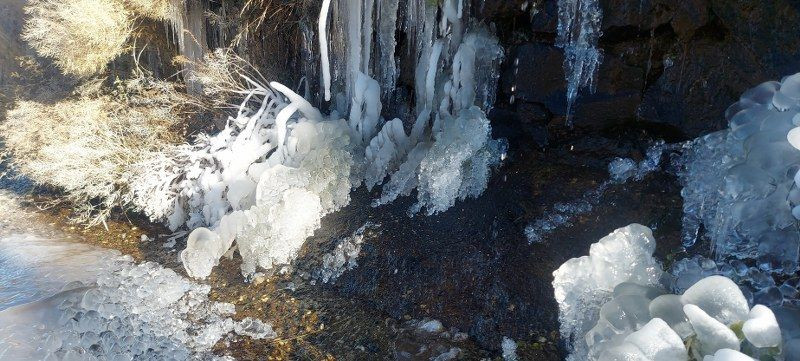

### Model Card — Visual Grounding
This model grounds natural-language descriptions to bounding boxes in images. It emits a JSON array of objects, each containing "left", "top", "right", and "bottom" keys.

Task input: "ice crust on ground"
[
  {"left": 314, "top": 222, "right": 377, "bottom": 283},
  {"left": 526, "top": 141, "right": 668, "bottom": 244},
  {"left": 679, "top": 73, "right": 800, "bottom": 273},
  {"left": 554, "top": 224, "right": 790, "bottom": 361},
  {"left": 0, "top": 235, "right": 274, "bottom": 360}
]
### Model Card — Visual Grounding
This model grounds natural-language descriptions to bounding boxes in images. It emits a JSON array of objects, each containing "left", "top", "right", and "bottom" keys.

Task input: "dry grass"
[
  {"left": 185, "top": 48, "right": 270, "bottom": 108},
  {"left": 124, "top": 0, "right": 182, "bottom": 20},
  {"left": 22, "top": 0, "right": 133, "bottom": 77},
  {"left": 0, "top": 75, "right": 192, "bottom": 226},
  {"left": 234, "top": 0, "right": 308, "bottom": 45}
]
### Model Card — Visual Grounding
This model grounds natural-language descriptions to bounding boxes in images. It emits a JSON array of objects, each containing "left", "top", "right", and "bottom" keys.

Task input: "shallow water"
[{"left": 0, "top": 235, "right": 115, "bottom": 312}]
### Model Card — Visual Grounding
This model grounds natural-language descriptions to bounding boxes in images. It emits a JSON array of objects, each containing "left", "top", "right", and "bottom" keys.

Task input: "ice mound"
[
  {"left": 552, "top": 224, "right": 662, "bottom": 359},
  {"left": 0, "top": 240, "right": 274, "bottom": 360},
  {"left": 554, "top": 224, "right": 788, "bottom": 361},
  {"left": 181, "top": 109, "right": 354, "bottom": 278},
  {"left": 742, "top": 305, "right": 781, "bottom": 348},
  {"left": 679, "top": 73, "right": 800, "bottom": 274},
  {"left": 598, "top": 318, "right": 686, "bottom": 361}
]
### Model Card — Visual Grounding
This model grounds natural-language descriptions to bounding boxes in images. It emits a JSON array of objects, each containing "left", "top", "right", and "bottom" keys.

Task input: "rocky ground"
[{"left": 0, "top": 117, "right": 687, "bottom": 360}]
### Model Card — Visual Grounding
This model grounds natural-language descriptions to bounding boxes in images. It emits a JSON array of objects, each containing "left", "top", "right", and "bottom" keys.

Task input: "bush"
[
  {"left": 0, "top": 76, "right": 190, "bottom": 226},
  {"left": 22, "top": 0, "right": 133, "bottom": 77}
]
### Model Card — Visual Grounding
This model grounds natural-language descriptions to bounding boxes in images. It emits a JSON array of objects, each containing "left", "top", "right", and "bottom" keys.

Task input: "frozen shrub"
[
  {"left": 123, "top": 70, "right": 355, "bottom": 278},
  {"left": 185, "top": 48, "right": 259, "bottom": 108},
  {"left": 22, "top": 0, "right": 133, "bottom": 77},
  {"left": 554, "top": 224, "right": 790, "bottom": 361}
]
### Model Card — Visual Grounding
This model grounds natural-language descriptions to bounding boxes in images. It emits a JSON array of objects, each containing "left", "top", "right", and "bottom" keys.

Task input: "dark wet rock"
[
  {"left": 291, "top": 126, "right": 683, "bottom": 357},
  {"left": 493, "top": 0, "right": 800, "bottom": 139},
  {"left": 501, "top": 42, "right": 644, "bottom": 128}
]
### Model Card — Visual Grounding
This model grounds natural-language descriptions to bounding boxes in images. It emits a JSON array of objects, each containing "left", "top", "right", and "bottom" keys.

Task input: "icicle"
[
  {"left": 349, "top": 72, "right": 382, "bottom": 145},
  {"left": 346, "top": 0, "right": 363, "bottom": 99},
  {"left": 318, "top": 0, "right": 333, "bottom": 101},
  {"left": 556, "top": 0, "right": 603, "bottom": 125},
  {"left": 377, "top": 0, "right": 399, "bottom": 102},
  {"left": 424, "top": 41, "right": 444, "bottom": 111},
  {"left": 165, "top": 1, "right": 212, "bottom": 93},
  {"left": 362, "top": 0, "right": 375, "bottom": 73}
]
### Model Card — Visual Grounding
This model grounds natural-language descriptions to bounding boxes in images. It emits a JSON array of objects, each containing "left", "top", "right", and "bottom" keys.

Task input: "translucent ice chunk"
[
  {"left": 701, "top": 349, "right": 755, "bottom": 361},
  {"left": 742, "top": 305, "right": 781, "bottom": 348},
  {"left": 649, "top": 294, "right": 692, "bottom": 339},
  {"left": 622, "top": 318, "right": 687, "bottom": 361},
  {"left": 553, "top": 224, "right": 662, "bottom": 359},
  {"left": 684, "top": 304, "right": 740, "bottom": 357},
  {"left": 680, "top": 276, "right": 749, "bottom": 325}
]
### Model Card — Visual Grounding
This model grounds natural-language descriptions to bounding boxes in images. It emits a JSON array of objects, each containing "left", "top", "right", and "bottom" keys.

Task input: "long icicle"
[{"left": 318, "top": 0, "right": 333, "bottom": 101}]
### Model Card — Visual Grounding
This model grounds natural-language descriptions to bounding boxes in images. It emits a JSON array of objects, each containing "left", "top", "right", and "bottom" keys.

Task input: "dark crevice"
[{"left": 690, "top": 10, "right": 729, "bottom": 42}]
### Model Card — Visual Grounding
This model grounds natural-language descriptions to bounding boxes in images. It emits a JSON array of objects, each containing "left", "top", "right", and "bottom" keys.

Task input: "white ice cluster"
[
  {"left": 364, "top": 22, "right": 508, "bottom": 215},
  {"left": 502, "top": 336, "right": 518, "bottom": 361},
  {"left": 315, "top": 222, "right": 376, "bottom": 284},
  {"left": 176, "top": 82, "right": 354, "bottom": 279},
  {"left": 553, "top": 224, "right": 662, "bottom": 360},
  {"left": 608, "top": 141, "right": 668, "bottom": 183},
  {"left": 679, "top": 73, "right": 800, "bottom": 274},
  {"left": 554, "top": 224, "right": 789, "bottom": 361},
  {"left": 556, "top": 0, "right": 603, "bottom": 124},
  {"left": 0, "top": 250, "right": 274, "bottom": 360}
]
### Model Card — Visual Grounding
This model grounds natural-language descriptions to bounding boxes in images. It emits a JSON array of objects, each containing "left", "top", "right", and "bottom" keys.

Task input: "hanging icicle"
[{"left": 556, "top": 0, "right": 603, "bottom": 126}]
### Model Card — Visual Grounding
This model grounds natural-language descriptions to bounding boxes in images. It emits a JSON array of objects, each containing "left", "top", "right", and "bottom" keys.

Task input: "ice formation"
[
  {"left": 679, "top": 73, "right": 800, "bottom": 274},
  {"left": 556, "top": 0, "right": 603, "bottom": 124},
  {"left": 318, "top": 0, "right": 333, "bottom": 101},
  {"left": 323, "top": 0, "right": 506, "bottom": 215},
  {"left": 369, "top": 27, "right": 508, "bottom": 215},
  {"left": 131, "top": 0, "right": 508, "bottom": 279},
  {"left": 502, "top": 336, "right": 518, "bottom": 361},
  {"left": 552, "top": 224, "right": 662, "bottom": 359},
  {"left": 554, "top": 224, "right": 792, "bottom": 361},
  {"left": 525, "top": 142, "right": 668, "bottom": 243},
  {"left": 315, "top": 222, "right": 376, "bottom": 284},
  {"left": 0, "top": 235, "right": 274, "bottom": 360}
]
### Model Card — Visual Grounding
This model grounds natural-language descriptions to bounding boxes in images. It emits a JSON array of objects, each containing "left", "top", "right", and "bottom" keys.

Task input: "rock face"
[{"left": 484, "top": 0, "right": 800, "bottom": 138}]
